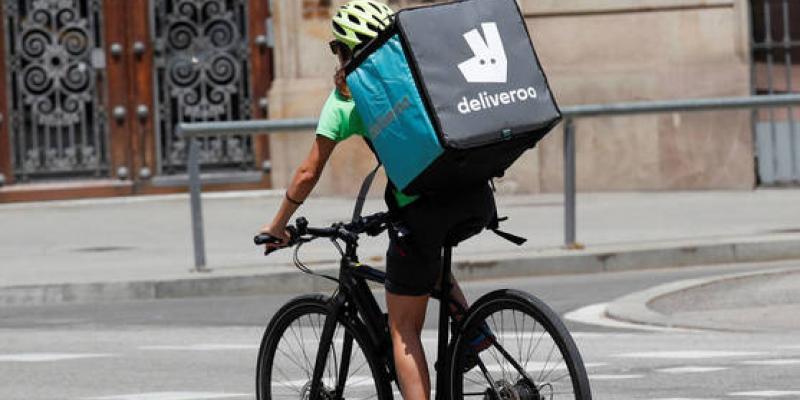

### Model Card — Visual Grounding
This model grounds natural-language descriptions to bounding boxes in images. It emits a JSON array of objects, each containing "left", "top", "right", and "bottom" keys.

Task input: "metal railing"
[{"left": 178, "top": 94, "right": 800, "bottom": 270}]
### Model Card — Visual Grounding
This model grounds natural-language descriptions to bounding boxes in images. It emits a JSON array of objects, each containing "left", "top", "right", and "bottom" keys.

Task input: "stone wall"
[{"left": 267, "top": 0, "right": 755, "bottom": 196}]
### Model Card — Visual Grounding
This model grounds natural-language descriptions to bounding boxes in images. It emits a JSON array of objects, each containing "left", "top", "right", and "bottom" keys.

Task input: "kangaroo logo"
[{"left": 458, "top": 22, "right": 508, "bottom": 84}]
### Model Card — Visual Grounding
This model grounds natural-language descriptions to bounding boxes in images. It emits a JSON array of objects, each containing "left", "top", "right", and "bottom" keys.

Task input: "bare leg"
[
  {"left": 387, "top": 292, "right": 431, "bottom": 400},
  {"left": 386, "top": 277, "right": 472, "bottom": 400},
  {"left": 440, "top": 274, "right": 469, "bottom": 319}
]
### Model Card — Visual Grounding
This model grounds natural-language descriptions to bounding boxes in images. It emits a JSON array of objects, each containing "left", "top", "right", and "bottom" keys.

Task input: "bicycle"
[{"left": 254, "top": 211, "right": 592, "bottom": 400}]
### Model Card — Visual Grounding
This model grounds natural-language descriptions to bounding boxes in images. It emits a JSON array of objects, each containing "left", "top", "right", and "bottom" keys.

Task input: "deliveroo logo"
[
  {"left": 455, "top": 22, "right": 538, "bottom": 115},
  {"left": 458, "top": 22, "right": 508, "bottom": 84}
]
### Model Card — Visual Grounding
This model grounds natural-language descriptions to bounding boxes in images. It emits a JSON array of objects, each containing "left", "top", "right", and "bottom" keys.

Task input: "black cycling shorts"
[{"left": 384, "top": 183, "right": 495, "bottom": 296}]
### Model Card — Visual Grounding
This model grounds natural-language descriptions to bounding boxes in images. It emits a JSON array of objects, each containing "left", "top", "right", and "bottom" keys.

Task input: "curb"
[
  {"left": 605, "top": 266, "right": 800, "bottom": 332},
  {"left": 3, "top": 237, "right": 800, "bottom": 307}
]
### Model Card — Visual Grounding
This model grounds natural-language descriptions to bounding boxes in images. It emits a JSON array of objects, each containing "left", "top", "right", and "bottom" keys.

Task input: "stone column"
[{"left": 268, "top": 0, "right": 384, "bottom": 198}]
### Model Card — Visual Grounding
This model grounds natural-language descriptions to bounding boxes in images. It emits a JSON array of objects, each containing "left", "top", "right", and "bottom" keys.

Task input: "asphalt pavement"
[{"left": 2, "top": 260, "right": 799, "bottom": 400}]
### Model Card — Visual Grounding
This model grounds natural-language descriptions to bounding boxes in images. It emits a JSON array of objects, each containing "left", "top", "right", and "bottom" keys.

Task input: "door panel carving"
[
  {"left": 4, "top": 0, "right": 109, "bottom": 181},
  {"left": 152, "top": 0, "right": 254, "bottom": 175}
]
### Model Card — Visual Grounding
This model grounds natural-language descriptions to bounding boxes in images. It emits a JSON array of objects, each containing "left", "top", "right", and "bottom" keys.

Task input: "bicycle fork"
[{"left": 309, "top": 292, "right": 350, "bottom": 400}]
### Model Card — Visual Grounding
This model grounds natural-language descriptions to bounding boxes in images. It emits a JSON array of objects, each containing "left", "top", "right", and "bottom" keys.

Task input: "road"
[{"left": 1, "top": 260, "right": 799, "bottom": 400}]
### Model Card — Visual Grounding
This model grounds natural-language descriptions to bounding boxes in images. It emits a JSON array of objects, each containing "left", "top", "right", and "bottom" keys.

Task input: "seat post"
[{"left": 436, "top": 246, "right": 453, "bottom": 400}]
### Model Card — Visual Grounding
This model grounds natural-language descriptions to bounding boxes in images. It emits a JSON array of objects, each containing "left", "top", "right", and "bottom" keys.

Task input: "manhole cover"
[
  {"left": 72, "top": 246, "right": 136, "bottom": 253},
  {"left": 769, "top": 228, "right": 800, "bottom": 234}
]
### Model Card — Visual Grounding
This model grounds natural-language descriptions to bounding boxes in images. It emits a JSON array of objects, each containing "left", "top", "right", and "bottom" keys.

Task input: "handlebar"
[{"left": 254, "top": 212, "right": 389, "bottom": 256}]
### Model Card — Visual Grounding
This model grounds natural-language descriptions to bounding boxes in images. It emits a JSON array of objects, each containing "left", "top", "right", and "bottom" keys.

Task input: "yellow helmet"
[{"left": 332, "top": 0, "right": 395, "bottom": 50}]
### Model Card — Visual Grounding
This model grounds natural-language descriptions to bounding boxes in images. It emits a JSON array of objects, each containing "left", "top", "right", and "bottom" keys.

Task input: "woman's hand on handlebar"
[{"left": 257, "top": 223, "right": 291, "bottom": 254}]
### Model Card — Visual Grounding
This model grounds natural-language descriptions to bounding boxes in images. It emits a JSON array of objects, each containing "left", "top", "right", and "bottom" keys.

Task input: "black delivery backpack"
[{"left": 345, "top": 0, "right": 561, "bottom": 196}]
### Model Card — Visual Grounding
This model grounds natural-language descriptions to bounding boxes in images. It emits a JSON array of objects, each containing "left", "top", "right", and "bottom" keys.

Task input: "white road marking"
[
  {"left": 276, "top": 376, "right": 375, "bottom": 388},
  {"left": 0, "top": 353, "right": 115, "bottom": 362},
  {"left": 138, "top": 344, "right": 257, "bottom": 351},
  {"left": 484, "top": 362, "right": 608, "bottom": 373},
  {"left": 740, "top": 359, "right": 800, "bottom": 366},
  {"left": 728, "top": 391, "right": 800, "bottom": 397},
  {"left": 616, "top": 351, "right": 765, "bottom": 359},
  {"left": 588, "top": 374, "right": 643, "bottom": 380},
  {"left": 656, "top": 366, "right": 727, "bottom": 374},
  {"left": 563, "top": 303, "right": 692, "bottom": 332},
  {"left": 650, "top": 398, "right": 720, "bottom": 400},
  {"left": 85, "top": 392, "right": 249, "bottom": 400},
  {"left": 569, "top": 332, "right": 621, "bottom": 338}
]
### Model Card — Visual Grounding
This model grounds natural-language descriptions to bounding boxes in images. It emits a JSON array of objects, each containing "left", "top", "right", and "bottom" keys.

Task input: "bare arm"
[{"left": 260, "top": 136, "right": 337, "bottom": 244}]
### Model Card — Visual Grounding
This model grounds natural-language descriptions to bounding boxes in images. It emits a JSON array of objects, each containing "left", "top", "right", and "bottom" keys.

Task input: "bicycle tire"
[
  {"left": 447, "top": 289, "right": 592, "bottom": 400},
  {"left": 256, "top": 294, "right": 394, "bottom": 400}
]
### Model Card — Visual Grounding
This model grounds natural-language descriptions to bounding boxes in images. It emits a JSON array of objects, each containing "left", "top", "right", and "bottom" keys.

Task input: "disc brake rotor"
[{"left": 483, "top": 379, "right": 542, "bottom": 400}]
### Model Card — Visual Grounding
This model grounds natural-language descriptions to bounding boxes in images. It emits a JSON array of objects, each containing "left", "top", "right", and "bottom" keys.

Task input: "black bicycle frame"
[
  {"left": 301, "top": 230, "right": 528, "bottom": 400},
  {"left": 306, "top": 237, "right": 456, "bottom": 400}
]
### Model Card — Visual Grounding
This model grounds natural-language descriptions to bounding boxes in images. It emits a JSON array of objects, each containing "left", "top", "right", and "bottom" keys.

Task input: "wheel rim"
[
  {"left": 455, "top": 306, "right": 579, "bottom": 399},
  {"left": 266, "top": 310, "right": 382, "bottom": 400}
]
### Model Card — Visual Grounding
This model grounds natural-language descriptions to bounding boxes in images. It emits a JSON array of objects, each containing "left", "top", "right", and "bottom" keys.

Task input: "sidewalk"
[
  {"left": 2, "top": 189, "right": 800, "bottom": 305},
  {"left": 607, "top": 264, "right": 800, "bottom": 332}
]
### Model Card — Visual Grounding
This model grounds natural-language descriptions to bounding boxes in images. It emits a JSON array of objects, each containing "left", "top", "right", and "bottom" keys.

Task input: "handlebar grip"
[
  {"left": 254, "top": 226, "right": 299, "bottom": 256},
  {"left": 254, "top": 233, "right": 283, "bottom": 245}
]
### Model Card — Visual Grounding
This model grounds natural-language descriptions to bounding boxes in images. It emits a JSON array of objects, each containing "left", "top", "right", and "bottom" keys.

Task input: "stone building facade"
[{"left": 268, "top": 0, "right": 793, "bottom": 196}]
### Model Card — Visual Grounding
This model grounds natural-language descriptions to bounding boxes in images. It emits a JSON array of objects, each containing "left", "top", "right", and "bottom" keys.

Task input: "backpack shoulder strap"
[
  {"left": 487, "top": 181, "right": 527, "bottom": 246},
  {"left": 352, "top": 163, "right": 382, "bottom": 223},
  {"left": 351, "top": 137, "right": 385, "bottom": 222}
]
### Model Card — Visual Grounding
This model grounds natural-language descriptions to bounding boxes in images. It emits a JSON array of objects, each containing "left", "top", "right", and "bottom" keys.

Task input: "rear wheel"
[
  {"left": 448, "top": 289, "right": 592, "bottom": 400},
  {"left": 256, "top": 294, "right": 393, "bottom": 400}
]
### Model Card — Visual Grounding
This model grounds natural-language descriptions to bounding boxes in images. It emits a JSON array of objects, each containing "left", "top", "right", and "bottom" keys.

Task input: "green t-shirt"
[{"left": 316, "top": 89, "right": 419, "bottom": 208}]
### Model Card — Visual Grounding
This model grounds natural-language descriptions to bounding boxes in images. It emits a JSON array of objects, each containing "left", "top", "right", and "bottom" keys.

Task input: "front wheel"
[
  {"left": 256, "top": 294, "right": 394, "bottom": 400},
  {"left": 448, "top": 289, "right": 592, "bottom": 400}
]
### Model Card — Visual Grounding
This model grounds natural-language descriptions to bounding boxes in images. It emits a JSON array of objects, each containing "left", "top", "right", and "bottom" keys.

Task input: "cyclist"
[{"left": 259, "top": 2, "right": 494, "bottom": 399}]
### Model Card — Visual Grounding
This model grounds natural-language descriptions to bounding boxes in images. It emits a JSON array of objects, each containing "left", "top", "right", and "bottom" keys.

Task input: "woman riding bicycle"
[{"left": 259, "top": 2, "right": 495, "bottom": 399}]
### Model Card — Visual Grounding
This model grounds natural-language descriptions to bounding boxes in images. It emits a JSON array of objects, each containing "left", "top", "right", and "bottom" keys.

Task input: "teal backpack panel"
[{"left": 346, "top": 35, "right": 443, "bottom": 192}]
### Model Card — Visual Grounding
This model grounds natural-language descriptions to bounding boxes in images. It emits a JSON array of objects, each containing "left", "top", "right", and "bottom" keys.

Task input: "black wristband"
[{"left": 285, "top": 192, "right": 304, "bottom": 206}]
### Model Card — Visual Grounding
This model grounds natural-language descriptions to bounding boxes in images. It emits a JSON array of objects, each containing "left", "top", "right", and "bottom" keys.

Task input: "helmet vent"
[
  {"left": 355, "top": 31, "right": 372, "bottom": 45},
  {"left": 332, "top": 21, "right": 346, "bottom": 35},
  {"left": 348, "top": 14, "right": 361, "bottom": 24},
  {"left": 354, "top": 4, "right": 366, "bottom": 12}
]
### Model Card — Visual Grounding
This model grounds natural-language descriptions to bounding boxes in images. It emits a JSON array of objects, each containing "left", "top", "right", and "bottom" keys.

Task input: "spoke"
[
  {"left": 536, "top": 342, "right": 558, "bottom": 383},
  {"left": 464, "top": 373, "right": 486, "bottom": 388},
  {"left": 514, "top": 309, "right": 523, "bottom": 376},
  {"left": 525, "top": 325, "right": 547, "bottom": 373},
  {"left": 275, "top": 344, "right": 312, "bottom": 375},
  {"left": 295, "top": 315, "right": 316, "bottom": 373},
  {"left": 348, "top": 358, "right": 370, "bottom": 379},
  {"left": 546, "top": 371, "right": 574, "bottom": 384},
  {"left": 540, "top": 356, "right": 566, "bottom": 383},
  {"left": 272, "top": 364, "right": 303, "bottom": 393},
  {"left": 487, "top": 315, "right": 507, "bottom": 379},
  {"left": 286, "top": 324, "right": 308, "bottom": 370},
  {"left": 500, "top": 309, "right": 508, "bottom": 380},
  {"left": 546, "top": 389, "right": 577, "bottom": 395},
  {"left": 523, "top": 317, "right": 539, "bottom": 371}
]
